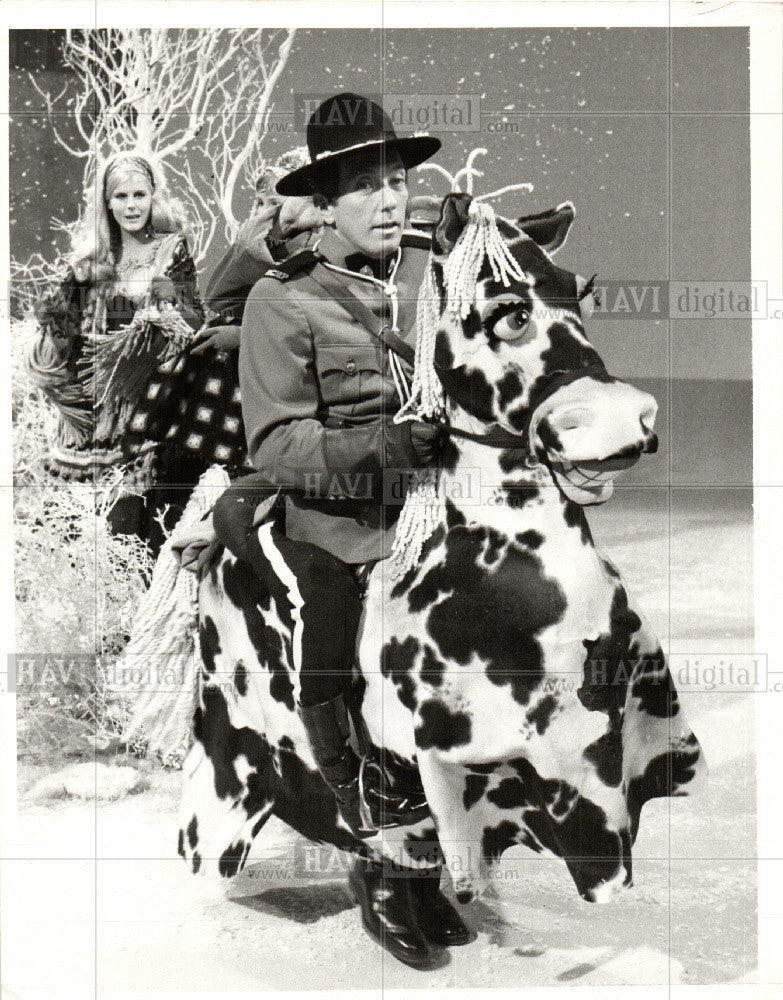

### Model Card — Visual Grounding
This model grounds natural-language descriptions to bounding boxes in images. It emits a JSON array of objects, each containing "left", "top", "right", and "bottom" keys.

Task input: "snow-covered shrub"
[{"left": 12, "top": 314, "right": 154, "bottom": 760}]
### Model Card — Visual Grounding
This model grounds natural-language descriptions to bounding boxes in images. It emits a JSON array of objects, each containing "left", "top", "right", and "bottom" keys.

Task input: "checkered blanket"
[{"left": 122, "top": 347, "right": 252, "bottom": 480}]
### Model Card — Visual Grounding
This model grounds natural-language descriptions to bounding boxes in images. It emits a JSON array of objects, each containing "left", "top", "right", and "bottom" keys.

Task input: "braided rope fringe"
[
  {"left": 391, "top": 200, "right": 525, "bottom": 579},
  {"left": 389, "top": 467, "right": 444, "bottom": 580},
  {"left": 391, "top": 260, "right": 445, "bottom": 580},
  {"left": 445, "top": 200, "right": 528, "bottom": 320},
  {"left": 86, "top": 300, "right": 195, "bottom": 408},
  {"left": 119, "top": 464, "right": 230, "bottom": 767},
  {"left": 395, "top": 260, "right": 446, "bottom": 425}
]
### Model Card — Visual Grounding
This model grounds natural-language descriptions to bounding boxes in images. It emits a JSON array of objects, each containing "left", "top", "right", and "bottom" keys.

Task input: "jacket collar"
[{"left": 316, "top": 227, "right": 400, "bottom": 281}]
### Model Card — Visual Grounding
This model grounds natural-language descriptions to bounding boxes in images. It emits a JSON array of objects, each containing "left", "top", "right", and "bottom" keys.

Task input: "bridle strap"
[
  {"left": 445, "top": 424, "right": 527, "bottom": 449},
  {"left": 437, "top": 363, "right": 614, "bottom": 454}
]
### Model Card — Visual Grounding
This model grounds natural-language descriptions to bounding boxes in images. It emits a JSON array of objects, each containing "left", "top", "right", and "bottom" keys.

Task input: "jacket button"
[{"left": 346, "top": 360, "right": 357, "bottom": 375}]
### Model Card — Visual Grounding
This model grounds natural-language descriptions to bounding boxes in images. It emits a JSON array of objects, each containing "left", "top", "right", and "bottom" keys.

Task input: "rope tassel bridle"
[{"left": 390, "top": 200, "right": 528, "bottom": 579}]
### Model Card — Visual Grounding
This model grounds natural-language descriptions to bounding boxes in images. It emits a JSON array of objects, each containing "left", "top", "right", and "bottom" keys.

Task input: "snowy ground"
[{"left": 2, "top": 493, "right": 757, "bottom": 994}]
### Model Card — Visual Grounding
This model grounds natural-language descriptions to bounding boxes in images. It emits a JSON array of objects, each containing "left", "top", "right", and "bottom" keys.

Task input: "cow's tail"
[{"left": 119, "top": 464, "right": 231, "bottom": 767}]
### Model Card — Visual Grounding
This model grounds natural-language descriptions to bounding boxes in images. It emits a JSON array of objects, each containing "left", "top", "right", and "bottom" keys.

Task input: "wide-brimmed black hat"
[{"left": 275, "top": 92, "right": 442, "bottom": 197}]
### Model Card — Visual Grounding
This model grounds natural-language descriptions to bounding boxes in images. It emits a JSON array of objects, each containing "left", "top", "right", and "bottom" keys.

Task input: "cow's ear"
[
  {"left": 516, "top": 202, "right": 575, "bottom": 255},
  {"left": 432, "top": 192, "right": 473, "bottom": 256},
  {"left": 496, "top": 215, "right": 524, "bottom": 239}
]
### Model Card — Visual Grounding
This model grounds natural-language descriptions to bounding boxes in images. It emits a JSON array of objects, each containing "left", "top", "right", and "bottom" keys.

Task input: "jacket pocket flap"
[{"left": 315, "top": 343, "right": 383, "bottom": 375}]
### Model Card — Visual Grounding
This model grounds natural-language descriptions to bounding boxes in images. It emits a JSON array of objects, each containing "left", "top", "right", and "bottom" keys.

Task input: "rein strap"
[{"left": 440, "top": 363, "right": 614, "bottom": 453}]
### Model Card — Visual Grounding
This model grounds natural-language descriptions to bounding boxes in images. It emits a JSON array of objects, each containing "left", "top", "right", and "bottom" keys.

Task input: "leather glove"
[
  {"left": 170, "top": 513, "right": 220, "bottom": 576},
  {"left": 189, "top": 324, "right": 242, "bottom": 355},
  {"left": 384, "top": 418, "right": 444, "bottom": 469}
]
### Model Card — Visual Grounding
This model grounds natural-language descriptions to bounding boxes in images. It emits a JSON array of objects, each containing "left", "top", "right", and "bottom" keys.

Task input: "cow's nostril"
[
  {"left": 643, "top": 431, "right": 659, "bottom": 454},
  {"left": 553, "top": 407, "right": 593, "bottom": 433}
]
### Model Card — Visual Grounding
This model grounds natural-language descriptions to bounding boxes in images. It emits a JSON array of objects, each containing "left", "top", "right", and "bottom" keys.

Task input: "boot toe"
[
  {"left": 365, "top": 917, "right": 436, "bottom": 968},
  {"left": 422, "top": 912, "right": 475, "bottom": 947},
  {"left": 408, "top": 875, "right": 476, "bottom": 947}
]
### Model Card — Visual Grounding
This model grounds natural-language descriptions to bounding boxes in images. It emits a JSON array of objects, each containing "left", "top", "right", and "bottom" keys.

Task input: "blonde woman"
[{"left": 27, "top": 151, "right": 204, "bottom": 551}]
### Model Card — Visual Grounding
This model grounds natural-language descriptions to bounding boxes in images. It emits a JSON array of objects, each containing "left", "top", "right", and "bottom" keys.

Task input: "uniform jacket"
[{"left": 239, "top": 227, "right": 431, "bottom": 564}]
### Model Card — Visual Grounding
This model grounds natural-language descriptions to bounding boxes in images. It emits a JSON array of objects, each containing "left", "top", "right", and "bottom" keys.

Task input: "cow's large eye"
[{"left": 493, "top": 307, "right": 531, "bottom": 341}]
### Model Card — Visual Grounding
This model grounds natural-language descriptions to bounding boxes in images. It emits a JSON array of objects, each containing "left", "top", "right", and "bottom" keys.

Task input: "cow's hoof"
[
  {"left": 348, "top": 857, "right": 437, "bottom": 969},
  {"left": 408, "top": 869, "right": 476, "bottom": 947}
]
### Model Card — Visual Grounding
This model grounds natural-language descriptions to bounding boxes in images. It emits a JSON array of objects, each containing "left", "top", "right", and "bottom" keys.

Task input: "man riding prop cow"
[
  {"left": 206, "top": 93, "right": 473, "bottom": 962},
  {"left": 173, "top": 92, "right": 705, "bottom": 970}
]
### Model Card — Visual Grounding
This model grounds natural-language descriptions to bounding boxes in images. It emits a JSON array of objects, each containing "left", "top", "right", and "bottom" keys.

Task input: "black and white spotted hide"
[{"left": 179, "top": 193, "right": 705, "bottom": 913}]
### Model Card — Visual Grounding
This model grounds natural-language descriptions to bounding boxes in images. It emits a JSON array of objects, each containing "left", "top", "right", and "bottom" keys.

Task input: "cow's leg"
[
  {"left": 177, "top": 680, "right": 281, "bottom": 878},
  {"left": 618, "top": 614, "right": 707, "bottom": 838},
  {"left": 177, "top": 737, "right": 276, "bottom": 878},
  {"left": 179, "top": 557, "right": 286, "bottom": 878},
  {"left": 415, "top": 752, "right": 489, "bottom": 904}
]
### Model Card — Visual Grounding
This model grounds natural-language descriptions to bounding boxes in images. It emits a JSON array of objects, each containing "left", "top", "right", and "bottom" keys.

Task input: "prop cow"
[{"left": 178, "top": 193, "right": 705, "bottom": 968}]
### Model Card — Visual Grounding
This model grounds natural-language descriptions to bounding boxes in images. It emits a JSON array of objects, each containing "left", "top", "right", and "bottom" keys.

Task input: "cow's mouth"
[{"left": 547, "top": 452, "right": 640, "bottom": 505}]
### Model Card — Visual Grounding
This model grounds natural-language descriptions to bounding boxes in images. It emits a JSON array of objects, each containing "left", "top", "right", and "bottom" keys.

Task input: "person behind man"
[
  {"left": 212, "top": 93, "right": 472, "bottom": 965},
  {"left": 190, "top": 148, "right": 324, "bottom": 355},
  {"left": 132, "top": 152, "right": 326, "bottom": 491}
]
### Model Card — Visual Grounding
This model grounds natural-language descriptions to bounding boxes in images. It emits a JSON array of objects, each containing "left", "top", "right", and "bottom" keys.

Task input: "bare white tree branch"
[{"left": 31, "top": 28, "right": 297, "bottom": 264}]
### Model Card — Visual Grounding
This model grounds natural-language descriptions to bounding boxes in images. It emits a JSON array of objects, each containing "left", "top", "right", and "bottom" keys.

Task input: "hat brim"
[{"left": 275, "top": 135, "right": 442, "bottom": 197}]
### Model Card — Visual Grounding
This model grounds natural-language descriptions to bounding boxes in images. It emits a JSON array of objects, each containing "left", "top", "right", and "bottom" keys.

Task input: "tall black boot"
[
  {"left": 298, "top": 693, "right": 371, "bottom": 837},
  {"left": 407, "top": 867, "right": 475, "bottom": 947},
  {"left": 298, "top": 693, "right": 429, "bottom": 838},
  {"left": 348, "top": 857, "right": 435, "bottom": 969}
]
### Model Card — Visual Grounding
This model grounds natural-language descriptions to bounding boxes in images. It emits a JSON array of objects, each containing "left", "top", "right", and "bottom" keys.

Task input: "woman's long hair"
[{"left": 68, "top": 152, "right": 189, "bottom": 284}]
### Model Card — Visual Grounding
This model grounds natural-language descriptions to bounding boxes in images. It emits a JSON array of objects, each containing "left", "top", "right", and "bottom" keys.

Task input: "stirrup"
[{"left": 358, "top": 754, "right": 430, "bottom": 830}]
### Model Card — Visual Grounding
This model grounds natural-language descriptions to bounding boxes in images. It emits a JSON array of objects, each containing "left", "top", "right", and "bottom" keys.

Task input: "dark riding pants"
[{"left": 213, "top": 476, "right": 365, "bottom": 706}]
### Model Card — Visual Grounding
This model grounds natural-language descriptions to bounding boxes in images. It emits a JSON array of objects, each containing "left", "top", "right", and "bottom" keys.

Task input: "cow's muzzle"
[{"left": 530, "top": 377, "right": 659, "bottom": 505}]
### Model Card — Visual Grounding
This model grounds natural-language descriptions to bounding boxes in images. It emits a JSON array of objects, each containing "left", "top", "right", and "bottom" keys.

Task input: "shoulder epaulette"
[
  {"left": 401, "top": 230, "right": 432, "bottom": 251},
  {"left": 261, "top": 247, "right": 319, "bottom": 282}
]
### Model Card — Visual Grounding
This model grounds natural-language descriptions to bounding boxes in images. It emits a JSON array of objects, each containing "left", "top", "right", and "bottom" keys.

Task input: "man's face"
[{"left": 325, "top": 150, "right": 408, "bottom": 258}]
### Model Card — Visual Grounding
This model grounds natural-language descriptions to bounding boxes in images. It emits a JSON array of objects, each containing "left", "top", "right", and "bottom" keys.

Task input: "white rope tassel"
[
  {"left": 389, "top": 466, "right": 444, "bottom": 580},
  {"left": 390, "top": 201, "right": 527, "bottom": 579},
  {"left": 445, "top": 200, "right": 527, "bottom": 321},
  {"left": 396, "top": 260, "right": 446, "bottom": 424},
  {"left": 119, "top": 464, "right": 230, "bottom": 766},
  {"left": 391, "top": 260, "right": 445, "bottom": 579}
]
